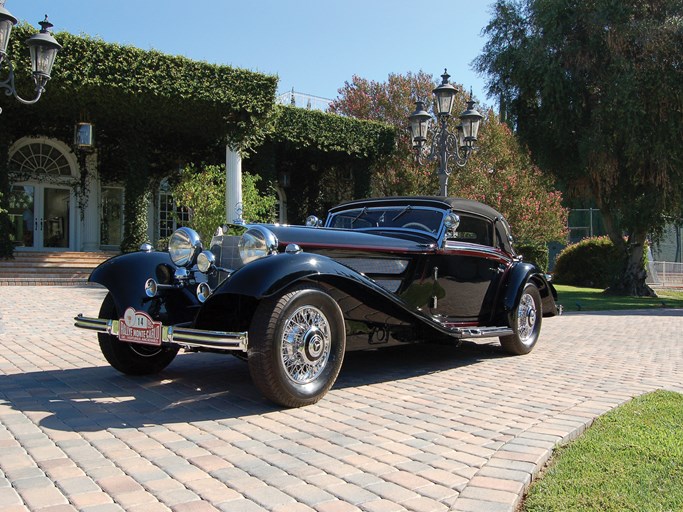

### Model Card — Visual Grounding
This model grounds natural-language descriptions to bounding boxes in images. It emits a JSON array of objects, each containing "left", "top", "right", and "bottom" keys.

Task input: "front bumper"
[{"left": 74, "top": 315, "right": 248, "bottom": 352}]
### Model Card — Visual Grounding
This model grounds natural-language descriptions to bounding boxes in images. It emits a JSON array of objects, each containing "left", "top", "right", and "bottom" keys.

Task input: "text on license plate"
[{"left": 118, "top": 307, "right": 162, "bottom": 346}]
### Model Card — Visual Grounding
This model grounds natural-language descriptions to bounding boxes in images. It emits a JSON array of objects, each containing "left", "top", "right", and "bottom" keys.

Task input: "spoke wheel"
[
  {"left": 248, "top": 285, "right": 345, "bottom": 408},
  {"left": 281, "top": 305, "right": 332, "bottom": 385},
  {"left": 516, "top": 293, "right": 537, "bottom": 342},
  {"left": 500, "top": 282, "right": 542, "bottom": 355}
]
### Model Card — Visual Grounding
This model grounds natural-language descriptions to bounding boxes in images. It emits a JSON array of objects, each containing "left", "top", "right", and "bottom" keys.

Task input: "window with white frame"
[{"left": 158, "top": 179, "right": 191, "bottom": 240}]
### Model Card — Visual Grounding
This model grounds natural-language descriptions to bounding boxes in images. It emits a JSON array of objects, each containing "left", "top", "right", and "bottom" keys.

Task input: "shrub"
[
  {"left": 171, "top": 164, "right": 277, "bottom": 242},
  {"left": 553, "top": 236, "right": 624, "bottom": 288},
  {"left": 516, "top": 242, "right": 549, "bottom": 272}
]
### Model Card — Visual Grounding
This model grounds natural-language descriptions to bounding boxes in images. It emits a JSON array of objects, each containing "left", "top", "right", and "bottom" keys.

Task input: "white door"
[{"left": 8, "top": 183, "right": 73, "bottom": 250}]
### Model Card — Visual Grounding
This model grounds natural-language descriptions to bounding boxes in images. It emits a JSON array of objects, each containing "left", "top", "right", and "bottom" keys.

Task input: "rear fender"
[
  {"left": 500, "top": 262, "right": 558, "bottom": 323},
  {"left": 89, "top": 251, "right": 198, "bottom": 322}
]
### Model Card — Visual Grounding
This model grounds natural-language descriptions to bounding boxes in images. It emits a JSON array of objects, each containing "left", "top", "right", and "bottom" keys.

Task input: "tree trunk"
[
  {"left": 604, "top": 229, "right": 657, "bottom": 297},
  {"left": 595, "top": 199, "right": 656, "bottom": 297}
]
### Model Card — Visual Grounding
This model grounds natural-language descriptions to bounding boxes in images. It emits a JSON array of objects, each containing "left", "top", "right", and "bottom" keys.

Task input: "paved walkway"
[{"left": 0, "top": 286, "right": 681, "bottom": 512}]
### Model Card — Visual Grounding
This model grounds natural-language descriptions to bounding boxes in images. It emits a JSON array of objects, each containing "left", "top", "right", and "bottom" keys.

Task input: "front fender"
[
  {"left": 89, "top": 251, "right": 198, "bottom": 322},
  {"left": 196, "top": 252, "right": 447, "bottom": 335}
]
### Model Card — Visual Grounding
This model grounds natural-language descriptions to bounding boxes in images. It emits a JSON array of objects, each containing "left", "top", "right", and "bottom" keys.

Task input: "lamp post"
[
  {"left": 408, "top": 69, "right": 483, "bottom": 196},
  {"left": 0, "top": 1, "right": 61, "bottom": 114}
]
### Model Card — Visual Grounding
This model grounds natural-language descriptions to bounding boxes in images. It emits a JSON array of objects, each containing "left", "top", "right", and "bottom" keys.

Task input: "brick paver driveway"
[{"left": 0, "top": 286, "right": 681, "bottom": 512}]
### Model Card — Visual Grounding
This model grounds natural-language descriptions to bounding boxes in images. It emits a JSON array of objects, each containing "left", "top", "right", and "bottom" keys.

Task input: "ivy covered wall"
[{"left": 248, "top": 106, "right": 395, "bottom": 223}]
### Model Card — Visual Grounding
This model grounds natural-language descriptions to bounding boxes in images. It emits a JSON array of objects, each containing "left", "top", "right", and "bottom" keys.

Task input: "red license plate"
[{"left": 118, "top": 307, "right": 162, "bottom": 346}]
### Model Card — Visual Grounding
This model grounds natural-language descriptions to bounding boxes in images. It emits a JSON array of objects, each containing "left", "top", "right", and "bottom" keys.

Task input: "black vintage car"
[{"left": 75, "top": 196, "right": 560, "bottom": 407}]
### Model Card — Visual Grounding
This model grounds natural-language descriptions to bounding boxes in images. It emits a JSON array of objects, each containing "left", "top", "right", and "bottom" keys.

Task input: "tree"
[
  {"left": 452, "top": 112, "right": 568, "bottom": 246},
  {"left": 171, "top": 164, "right": 277, "bottom": 242},
  {"left": 329, "top": 71, "right": 445, "bottom": 196},
  {"left": 331, "top": 71, "right": 567, "bottom": 247},
  {"left": 475, "top": 0, "right": 683, "bottom": 296}
]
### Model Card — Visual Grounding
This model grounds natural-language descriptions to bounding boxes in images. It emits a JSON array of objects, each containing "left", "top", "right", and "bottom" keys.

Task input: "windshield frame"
[{"left": 325, "top": 205, "right": 448, "bottom": 239}]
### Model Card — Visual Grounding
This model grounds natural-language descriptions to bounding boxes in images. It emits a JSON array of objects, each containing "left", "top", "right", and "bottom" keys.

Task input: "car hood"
[{"left": 264, "top": 224, "right": 437, "bottom": 255}]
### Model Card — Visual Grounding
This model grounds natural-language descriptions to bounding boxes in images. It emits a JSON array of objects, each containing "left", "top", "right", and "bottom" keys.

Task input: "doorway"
[{"left": 8, "top": 183, "right": 73, "bottom": 250}]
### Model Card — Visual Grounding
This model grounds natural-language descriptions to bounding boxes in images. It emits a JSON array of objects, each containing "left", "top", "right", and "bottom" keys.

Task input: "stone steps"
[{"left": 0, "top": 251, "right": 118, "bottom": 286}]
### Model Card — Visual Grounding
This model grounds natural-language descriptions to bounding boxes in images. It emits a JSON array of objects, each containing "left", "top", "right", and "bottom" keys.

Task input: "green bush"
[
  {"left": 553, "top": 236, "right": 624, "bottom": 288},
  {"left": 171, "top": 164, "right": 277, "bottom": 242},
  {"left": 516, "top": 242, "right": 550, "bottom": 272}
]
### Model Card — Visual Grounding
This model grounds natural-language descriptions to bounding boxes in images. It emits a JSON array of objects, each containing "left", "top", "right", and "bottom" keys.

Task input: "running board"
[{"left": 448, "top": 326, "right": 514, "bottom": 339}]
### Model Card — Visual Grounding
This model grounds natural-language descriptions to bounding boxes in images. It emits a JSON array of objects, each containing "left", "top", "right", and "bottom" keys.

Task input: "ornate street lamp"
[
  {"left": 408, "top": 69, "right": 483, "bottom": 196},
  {"left": 0, "top": 1, "right": 61, "bottom": 114}
]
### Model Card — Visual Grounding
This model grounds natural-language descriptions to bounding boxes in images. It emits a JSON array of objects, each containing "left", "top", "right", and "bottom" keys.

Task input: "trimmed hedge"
[
  {"left": 6, "top": 26, "right": 396, "bottom": 159},
  {"left": 552, "top": 236, "right": 625, "bottom": 288},
  {"left": 6, "top": 25, "right": 279, "bottom": 153},
  {"left": 271, "top": 106, "right": 395, "bottom": 159}
]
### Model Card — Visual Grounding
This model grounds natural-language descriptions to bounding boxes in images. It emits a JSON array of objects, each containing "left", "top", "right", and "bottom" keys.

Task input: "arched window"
[{"left": 9, "top": 142, "right": 73, "bottom": 178}]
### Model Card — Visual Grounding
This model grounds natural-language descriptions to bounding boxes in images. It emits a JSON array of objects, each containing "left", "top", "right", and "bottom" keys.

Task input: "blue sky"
[{"left": 11, "top": 0, "right": 496, "bottom": 106}]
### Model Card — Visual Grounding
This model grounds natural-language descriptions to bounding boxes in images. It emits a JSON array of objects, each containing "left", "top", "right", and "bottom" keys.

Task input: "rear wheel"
[
  {"left": 500, "top": 283, "right": 542, "bottom": 355},
  {"left": 248, "top": 285, "right": 346, "bottom": 407},
  {"left": 98, "top": 293, "right": 178, "bottom": 375}
]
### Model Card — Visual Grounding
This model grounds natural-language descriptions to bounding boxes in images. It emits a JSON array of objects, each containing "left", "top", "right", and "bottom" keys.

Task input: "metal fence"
[
  {"left": 647, "top": 260, "right": 683, "bottom": 288},
  {"left": 568, "top": 208, "right": 605, "bottom": 243},
  {"left": 276, "top": 90, "right": 333, "bottom": 111}
]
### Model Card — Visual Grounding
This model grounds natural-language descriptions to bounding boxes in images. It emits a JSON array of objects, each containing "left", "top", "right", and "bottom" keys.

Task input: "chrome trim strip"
[
  {"left": 443, "top": 241, "right": 509, "bottom": 260},
  {"left": 167, "top": 326, "right": 247, "bottom": 351},
  {"left": 74, "top": 314, "right": 248, "bottom": 352},
  {"left": 448, "top": 326, "right": 514, "bottom": 339}
]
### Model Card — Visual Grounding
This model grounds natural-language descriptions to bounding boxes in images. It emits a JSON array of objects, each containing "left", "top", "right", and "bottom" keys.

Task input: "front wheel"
[
  {"left": 98, "top": 293, "right": 179, "bottom": 375},
  {"left": 248, "top": 285, "right": 346, "bottom": 407},
  {"left": 499, "top": 283, "right": 542, "bottom": 355}
]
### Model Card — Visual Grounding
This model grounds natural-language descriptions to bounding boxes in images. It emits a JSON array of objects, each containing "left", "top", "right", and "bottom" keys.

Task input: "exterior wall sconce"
[
  {"left": 0, "top": 1, "right": 62, "bottom": 114},
  {"left": 74, "top": 122, "right": 94, "bottom": 149},
  {"left": 408, "top": 69, "right": 483, "bottom": 196}
]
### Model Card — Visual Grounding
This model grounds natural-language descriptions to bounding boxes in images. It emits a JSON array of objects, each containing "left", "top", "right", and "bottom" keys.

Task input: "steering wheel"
[{"left": 402, "top": 222, "right": 431, "bottom": 232}]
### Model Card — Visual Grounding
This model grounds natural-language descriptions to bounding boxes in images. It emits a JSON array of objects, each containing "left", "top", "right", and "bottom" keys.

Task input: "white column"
[
  {"left": 226, "top": 146, "right": 243, "bottom": 224},
  {"left": 81, "top": 152, "right": 101, "bottom": 251}
]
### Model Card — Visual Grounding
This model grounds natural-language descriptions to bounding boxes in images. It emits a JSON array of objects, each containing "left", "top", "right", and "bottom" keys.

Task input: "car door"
[{"left": 430, "top": 214, "right": 509, "bottom": 324}]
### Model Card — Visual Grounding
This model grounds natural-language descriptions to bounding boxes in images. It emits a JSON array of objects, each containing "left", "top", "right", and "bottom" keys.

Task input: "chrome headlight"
[
  {"left": 444, "top": 213, "right": 460, "bottom": 231},
  {"left": 168, "top": 227, "right": 202, "bottom": 268},
  {"left": 196, "top": 282, "right": 212, "bottom": 303},
  {"left": 306, "top": 215, "right": 322, "bottom": 227},
  {"left": 238, "top": 226, "right": 278, "bottom": 264},
  {"left": 197, "top": 250, "right": 216, "bottom": 273}
]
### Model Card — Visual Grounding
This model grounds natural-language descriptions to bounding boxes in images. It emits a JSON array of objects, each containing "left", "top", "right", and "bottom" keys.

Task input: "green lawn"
[
  {"left": 522, "top": 391, "right": 683, "bottom": 512},
  {"left": 555, "top": 284, "right": 683, "bottom": 312}
]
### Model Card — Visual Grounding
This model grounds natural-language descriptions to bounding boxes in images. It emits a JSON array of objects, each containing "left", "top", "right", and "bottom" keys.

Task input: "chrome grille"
[{"left": 210, "top": 235, "right": 244, "bottom": 272}]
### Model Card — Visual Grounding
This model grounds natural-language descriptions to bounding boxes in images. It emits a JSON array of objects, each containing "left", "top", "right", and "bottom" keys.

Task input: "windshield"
[{"left": 327, "top": 207, "right": 444, "bottom": 234}]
